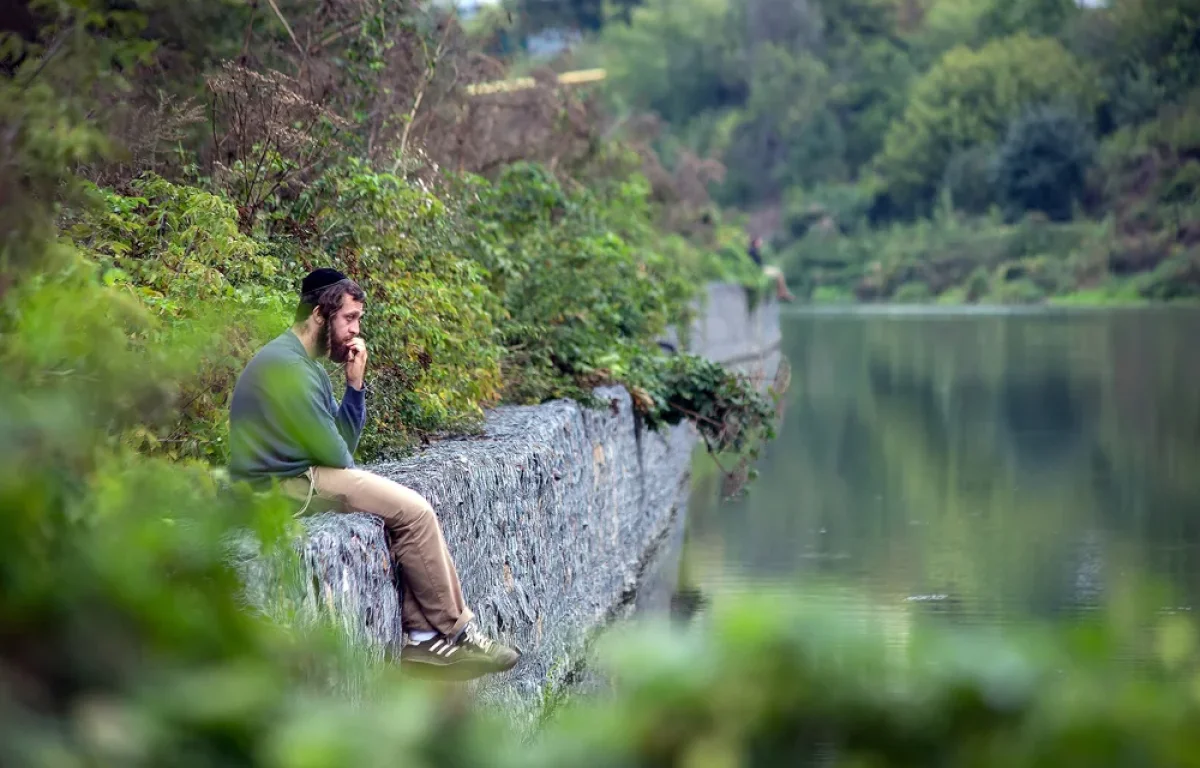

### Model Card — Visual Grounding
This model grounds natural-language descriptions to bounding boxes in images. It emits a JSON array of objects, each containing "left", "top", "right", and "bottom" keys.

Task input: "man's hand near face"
[{"left": 346, "top": 337, "right": 368, "bottom": 391}]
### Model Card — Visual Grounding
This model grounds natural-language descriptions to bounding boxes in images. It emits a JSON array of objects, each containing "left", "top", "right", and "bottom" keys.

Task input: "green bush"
[
  {"left": 1106, "top": 0, "right": 1200, "bottom": 98},
  {"left": 994, "top": 107, "right": 1096, "bottom": 222},
  {"left": 461, "top": 164, "right": 698, "bottom": 403},
  {"left": 1098, "top": 90, "right": 1200, "bottom": 178},
  {"left": 288, "top": 163, "right": 504, "bottom": 452},
  {"left": 1102, "top": 63, "right": 1172, "bottom": 129},
  {"left": 590, "top": 0, "right": 746, "bottom": 128},
  {"left": 976, "top": 0, "right": 1081, "bottom": 40},
  {"left": 628, "top": 352, "right": 778, "bottom": 456},
  {"left": 72, "top": 176, "right": 287, "bottom": 293},
  {"left": 812, "top": 284, "right": 856, "bottom": 304},
  {"left": 942, "top": 145, "right": 998, "bottom": 216},
  {"left": 894, "top": 281, "right": 934, "bottom": 303},
  {"left": 990, "top": 275, "right": 1047, "bottom": 304},
  {"left": 2, "top": 252, "right": 171, "bottom": 438},
  {"left": 1135, "top": 249, "right": 1200, "bottom": 300},
  {"left": 1159, "top": 161, "right": 1200, "bottom": 205},
  {"left": 65, "top": 177, "right": 292, "bottom": 461},
  {"left": 779, "top": 211, "right": 1118, "bottom": 306},
  {"left": 966, "top": 266, "right": 992, "bottom": 302},
  {"left": 874, "top": 34, "right": 1100, "bottom": 217},
  {"left": 996, "top": 254, "right": 1073, "bottom": 294},
  {"left": 783, "top": 183, "right": 873, "bottom": 238}
]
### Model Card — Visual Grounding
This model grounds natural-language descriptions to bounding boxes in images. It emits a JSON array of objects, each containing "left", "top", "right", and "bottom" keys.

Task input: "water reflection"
[{"left": 686, "top": 308, "right": 1200, "bottom": 627}]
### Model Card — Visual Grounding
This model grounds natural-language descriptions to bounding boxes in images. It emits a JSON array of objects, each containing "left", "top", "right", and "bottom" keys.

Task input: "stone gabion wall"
[
  {"left": 377, "top": 387, "right": 697, "bottom": 723},
  {"left": 236, "top": 388, "right": 696, "bottom": 727},
  {"left": 232, "top": 512, "right": 402, "bottom": 663},
  {"left": 237, "top": 283, "right": 781, "bottom": 726}
]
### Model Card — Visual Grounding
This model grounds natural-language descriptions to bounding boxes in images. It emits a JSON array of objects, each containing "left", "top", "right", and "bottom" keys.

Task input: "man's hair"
[{"left": 294, "top": 279, "right": 366, "bottom": 324}]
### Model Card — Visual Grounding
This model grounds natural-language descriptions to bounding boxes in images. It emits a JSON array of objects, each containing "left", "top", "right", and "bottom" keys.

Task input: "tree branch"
[{"left": 264, "top": 0, "right": 306, "bottom": 59}]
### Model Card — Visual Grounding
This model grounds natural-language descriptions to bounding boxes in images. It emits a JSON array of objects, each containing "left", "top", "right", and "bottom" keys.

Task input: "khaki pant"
[
  {"left": 763, "top": 265, "right": 794, "bottom": 301},
  {"left": 283, "top": 467, "right": 474, "bottom": 637}
]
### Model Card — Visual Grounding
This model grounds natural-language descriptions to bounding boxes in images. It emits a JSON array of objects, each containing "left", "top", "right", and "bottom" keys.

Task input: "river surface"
[{"left": 685, "top": 307, "right": 1200, "bottom": 628}]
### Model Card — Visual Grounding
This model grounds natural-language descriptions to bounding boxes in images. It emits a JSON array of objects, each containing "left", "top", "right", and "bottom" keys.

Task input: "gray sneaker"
[{"left": 401, "top": 625, "right": 520, "bottom": 680}]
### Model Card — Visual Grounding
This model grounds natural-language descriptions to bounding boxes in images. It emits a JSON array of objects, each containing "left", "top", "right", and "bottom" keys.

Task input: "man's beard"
[{"left": 319, "top": 321, "right": 352, "bottom": 363}]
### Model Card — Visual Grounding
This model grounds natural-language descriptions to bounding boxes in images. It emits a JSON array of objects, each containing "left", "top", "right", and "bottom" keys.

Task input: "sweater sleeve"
[
  {"left": 263, "top": 362, "right": 357, "bottom": 469},
  {"left": 335, "top": 385, "right": 366, "bottom": 456},
  {"left": 748, "top": 243, "right": 763, "bottom": 267}
]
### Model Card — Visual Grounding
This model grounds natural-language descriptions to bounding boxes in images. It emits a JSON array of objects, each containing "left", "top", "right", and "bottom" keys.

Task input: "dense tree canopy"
[
  {"left": 578, "top": 0, "right": 1200, "bottom": 303},
  {"left": 872, "top": 34, "right": 1099, "bottom": 217}
]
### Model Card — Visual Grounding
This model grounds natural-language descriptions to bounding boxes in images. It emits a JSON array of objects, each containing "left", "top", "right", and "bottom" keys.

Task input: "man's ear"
[{"left": 310, "top": 306, "right": 324, "bottom": 325}]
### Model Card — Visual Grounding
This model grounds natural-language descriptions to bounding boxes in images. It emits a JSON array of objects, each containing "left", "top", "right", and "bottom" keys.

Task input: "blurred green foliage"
[
  {"left": 583, "top": 0, "right": 913, "bottom": 205},
  {"left": 0, "top": 2, "right": 782, "bottom": 755},
  {"left": 778, "top": 213, "right": 1127, "bottom": 304},
  {"left": 580, "top": 0, "right": 1200, "bottom": 304},
  {"left": 993, "top": 107, "right": 1096, "bottom": 223},
  {"left": 9, "top": 436, "right": 1200, "bottom": 768},
  {"left": 3, "top": 2, "right": 1200, "bottom": 763},
  {"left": 280, "top": 163, "right": 504, "bottom": 453},
  {"left": 942, "top": 145, "right": 999, "bottom": 217},
  {"left": 0, "top": 0, "right": 773, "bottom": 462},
  {"left": 873, "top": 34, "right": 1099, "bottom": 217}
]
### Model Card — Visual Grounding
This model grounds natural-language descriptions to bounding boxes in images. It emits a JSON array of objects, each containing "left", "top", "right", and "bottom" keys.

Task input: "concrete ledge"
[{"left": 690, "top": 282, "right": 782, "bottom": 369}]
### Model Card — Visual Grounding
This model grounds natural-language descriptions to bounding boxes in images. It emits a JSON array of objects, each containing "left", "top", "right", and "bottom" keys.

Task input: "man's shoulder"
[
  {"left": 231, "top": 332, "right": 323, "bottom": 427},
  {"left": 247, "top": 331, "right": 303, "bottom": 365},
  {"left": 237, "top": 332, "right": 307, "bottom": 385}
]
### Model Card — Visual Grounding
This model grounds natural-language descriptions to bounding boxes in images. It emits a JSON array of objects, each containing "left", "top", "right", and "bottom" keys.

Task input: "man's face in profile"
[{"left": 322, "top": 294, "right": 364, "bottom": 363}]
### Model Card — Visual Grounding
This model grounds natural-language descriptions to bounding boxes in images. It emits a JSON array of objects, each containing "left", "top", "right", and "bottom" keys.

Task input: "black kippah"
[{"left": 301, "top": 268, "right": 348, "bottom": 297}]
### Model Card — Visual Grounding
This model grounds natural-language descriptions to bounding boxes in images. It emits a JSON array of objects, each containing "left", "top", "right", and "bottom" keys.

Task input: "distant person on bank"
[
  {"left": 748, "top": 236, "right": 795, "bottom": 302},
  {"left": 228, "top": 268, "right": 519, "bottom": 679}
]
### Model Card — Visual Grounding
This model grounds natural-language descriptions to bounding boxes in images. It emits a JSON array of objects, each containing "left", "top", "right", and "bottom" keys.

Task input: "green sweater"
[{"left": 228, "top": 331, "right": 366, "bottom": 487}]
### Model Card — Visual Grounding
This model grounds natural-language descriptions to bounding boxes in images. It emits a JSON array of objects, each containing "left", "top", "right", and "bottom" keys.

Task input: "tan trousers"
[
  {"left": 763, "top": 265, "right": 794, "bottom": 301},
  {"left": 283, "top": 467, "right": 474, "bottom": 637}
]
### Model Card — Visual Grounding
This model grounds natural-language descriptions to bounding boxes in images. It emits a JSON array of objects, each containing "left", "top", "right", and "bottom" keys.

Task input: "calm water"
[{"left": 685, "top": 308, "right": 1200, "bottom": 626}]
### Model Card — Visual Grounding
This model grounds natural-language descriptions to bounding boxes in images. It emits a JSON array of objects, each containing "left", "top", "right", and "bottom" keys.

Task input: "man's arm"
[
  {"left": 262, "top": 362, "right": 356, "bottom": 469},
  {"left": 335, "top": 385, "right": 366, "bottom": 455},
  {"left": 336, "top": 336, "right": 368, "bottom": 454},
  {"left": 748, "top": 243, "right": 763, "bottom": 267}
]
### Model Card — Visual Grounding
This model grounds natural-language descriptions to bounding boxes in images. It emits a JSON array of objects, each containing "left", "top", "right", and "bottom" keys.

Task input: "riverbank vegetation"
[
  {"left": 2, "top": 0, "right": 775, "bottom": 464},
  {"left": 7, "top": 2, "right": 1200, "bottom": 766},
  {"left": 0, "top": 0, "right": 784, "bottom": 756},
  {"left": 544, "top": 0, "right": 1200, "bottom": 304}
]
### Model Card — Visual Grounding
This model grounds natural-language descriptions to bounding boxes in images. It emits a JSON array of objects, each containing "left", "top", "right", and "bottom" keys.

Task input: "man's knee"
[
  {"left": 372, "top": 476, "right": 436, "bottom": 529},
  {"left": 316, "top": 468, "right": 434, "bottom": 523},
  {"left": 404, "top": 496, "right": 436, "bottom": 526}
]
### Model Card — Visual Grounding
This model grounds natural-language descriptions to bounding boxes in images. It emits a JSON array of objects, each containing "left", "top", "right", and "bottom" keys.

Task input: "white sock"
[{"left": 409, "top": 630, "right": 438, "bottom": 643}]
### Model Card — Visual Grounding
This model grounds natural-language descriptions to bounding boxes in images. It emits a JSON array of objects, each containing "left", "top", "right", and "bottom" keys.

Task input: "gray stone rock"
[
  {"left": 372, "top": 386, "right": 696, "bottom": 726},
  {"left": 230, "top": 512, "right": 402, "bottom": 664}
]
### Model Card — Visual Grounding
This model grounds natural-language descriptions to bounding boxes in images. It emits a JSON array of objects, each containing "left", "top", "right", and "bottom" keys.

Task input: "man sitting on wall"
[
  {"left": 228, "top": 267, "right": 519, "bottom": 679},
  {"left": 748, "top": 236, "right": 795, "bottom": 302}
]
